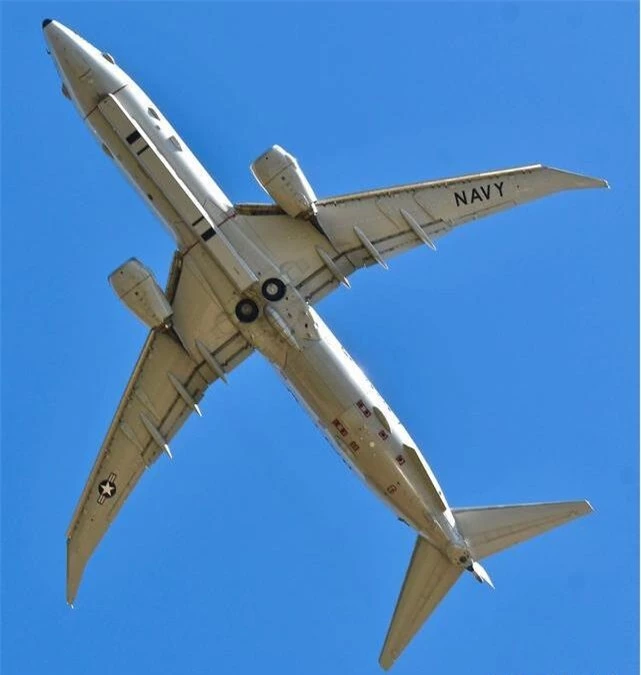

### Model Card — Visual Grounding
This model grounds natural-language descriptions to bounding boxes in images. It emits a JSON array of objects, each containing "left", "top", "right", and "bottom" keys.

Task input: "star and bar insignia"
[{"left": 97, "top": 473, "right": 117, "bottom": 504}]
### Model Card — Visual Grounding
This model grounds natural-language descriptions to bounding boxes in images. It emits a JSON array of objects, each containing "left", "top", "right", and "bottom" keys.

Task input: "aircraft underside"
[{"left": 43, "top": 18, "right": 604, "bottom": 669}]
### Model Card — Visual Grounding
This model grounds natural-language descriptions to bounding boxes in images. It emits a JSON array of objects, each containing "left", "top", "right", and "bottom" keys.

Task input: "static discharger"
[
  {"left": 139, "top": 411, "right": 172, "bottom": 459},
  {"left": 353, "top": 226, "right": 389, "bottom": 270},
  {"left": 195, "top": 340, "right": 228, "bottom": 383},
  {"left": 167, "top": 372, "right": 202, "bottom": 417},
  {"left": 316, "top": 246, "right": 351, "bottom": 288},
  {"left": 265, "top": 306, "right": 301, "bottom": 350},
  {"left": 400, "top": 208, "right": 437, "bottom": 251}
]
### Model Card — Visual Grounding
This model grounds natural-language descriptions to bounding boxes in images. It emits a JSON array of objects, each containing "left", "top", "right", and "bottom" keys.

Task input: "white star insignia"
[{"left": 100, "top": 480, "right": 115, "bottom": 497}]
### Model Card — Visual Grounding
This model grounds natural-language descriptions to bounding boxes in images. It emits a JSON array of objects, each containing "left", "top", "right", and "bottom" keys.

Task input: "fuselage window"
[
  {"left": 147, "top": 107, "right": 160, "bottom": 120},
  {"left": 102, "top": 52, "right": 116, "bottom": 64},
  {"left": 168, "top": 135, "right": 182, "bottom": 151}
]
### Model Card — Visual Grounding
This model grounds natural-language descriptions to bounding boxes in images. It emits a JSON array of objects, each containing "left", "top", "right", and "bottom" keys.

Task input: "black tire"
[
  {"left": 261, "top": 278, "right": 286, "bottom": 302},
  {"left": 235, "top": 298, "right": 259, "bottom": 323}
]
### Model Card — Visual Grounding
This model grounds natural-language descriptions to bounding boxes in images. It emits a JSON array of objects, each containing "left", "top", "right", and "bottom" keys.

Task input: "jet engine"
[
  {"left": 109, "top": 258, "right": 173, "bottom": 329},
  {"left": 251, "top": 145, "right": 318, "bottom": 219}
]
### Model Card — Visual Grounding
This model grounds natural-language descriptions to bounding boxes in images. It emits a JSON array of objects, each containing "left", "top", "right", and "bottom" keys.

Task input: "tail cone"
[{"left": 467, "top": 561, "right": 495, "bottom": 589}]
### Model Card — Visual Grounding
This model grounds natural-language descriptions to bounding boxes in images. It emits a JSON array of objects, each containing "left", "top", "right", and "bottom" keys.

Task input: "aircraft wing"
[
  {"left": 236, "top": 164, "right": 608, "bottom": 305},
  {"left": 66, "top": 251, "right": 253, "bottom": 604}
]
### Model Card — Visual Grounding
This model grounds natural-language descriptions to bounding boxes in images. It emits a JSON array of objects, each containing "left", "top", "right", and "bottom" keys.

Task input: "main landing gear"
[
  {"left": 261, "top": 278, "right": 286, "bottom": 302},
  {"left": 234, "top": 278, "right": 287, "bottom": 324},
  {"left": 235, "top": 298, "right": 259, "bottom": 323}
]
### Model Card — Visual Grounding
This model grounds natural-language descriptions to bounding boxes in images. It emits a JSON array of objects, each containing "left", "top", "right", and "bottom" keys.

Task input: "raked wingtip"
[{"left": 544, "top": 166, "right": 610, "bottom": 190}]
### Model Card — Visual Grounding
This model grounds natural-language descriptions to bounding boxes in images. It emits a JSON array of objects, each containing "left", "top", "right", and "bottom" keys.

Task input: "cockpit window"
[
  {"left": 147, "top": 107, "right": 160, "bottom": 120},
  {"left": 102, "top": 52, "right": 116, "bottom": 64}
]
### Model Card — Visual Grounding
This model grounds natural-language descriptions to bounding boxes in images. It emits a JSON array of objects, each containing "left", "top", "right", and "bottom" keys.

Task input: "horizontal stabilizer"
[
  {"left": 379, "top": 536, "right": 461, "bottom": 670},
  {"left": 453, "top": 500, "right": 593, "bottom": 560}
]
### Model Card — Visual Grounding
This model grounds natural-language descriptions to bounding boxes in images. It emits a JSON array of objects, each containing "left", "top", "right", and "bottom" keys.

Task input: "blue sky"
[{"left": 1, "top": 3, "right": 638, "bottom": 674}]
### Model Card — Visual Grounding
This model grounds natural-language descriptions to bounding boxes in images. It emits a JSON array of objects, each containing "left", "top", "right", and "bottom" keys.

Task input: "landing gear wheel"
[
  {"left": 261, "top": 278, "right": 286, "bottom": 302},
  {"left": 235, "top": 298, "right": 259, "bottom": 323}
]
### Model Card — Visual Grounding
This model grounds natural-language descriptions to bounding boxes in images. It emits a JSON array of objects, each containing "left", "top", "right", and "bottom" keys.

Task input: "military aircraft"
[{"left": 43, "top": 19, "right": 607, "bottom": 669}]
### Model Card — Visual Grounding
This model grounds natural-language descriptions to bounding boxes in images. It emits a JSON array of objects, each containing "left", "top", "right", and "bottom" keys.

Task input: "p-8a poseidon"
[{"left": 44, "top": 19, "right": 606, "bottom": 669}]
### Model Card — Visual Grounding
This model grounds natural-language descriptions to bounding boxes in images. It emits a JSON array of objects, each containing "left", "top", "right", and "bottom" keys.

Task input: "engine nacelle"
[
  {"left": 109, "top": 258, "right": 173, "bottom": 329},
  {"left": 251, "top": 145, "right": 317, "bottom": 219}
]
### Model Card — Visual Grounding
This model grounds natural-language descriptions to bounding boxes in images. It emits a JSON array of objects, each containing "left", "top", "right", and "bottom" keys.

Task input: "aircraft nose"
[
  {"left": 43, "top": 20, "right": 127, "bottom": 114},
  {"left": 43, "top": 20, "right": 92, "bottom": 80}
]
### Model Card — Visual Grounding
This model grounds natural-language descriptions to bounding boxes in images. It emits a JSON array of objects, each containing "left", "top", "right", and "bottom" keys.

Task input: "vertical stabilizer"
[{"left": 453, "top": 500, "right": 593, "bottom": 560}]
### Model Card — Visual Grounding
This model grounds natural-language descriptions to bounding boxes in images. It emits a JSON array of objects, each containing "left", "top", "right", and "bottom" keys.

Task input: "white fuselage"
[{"left": 45, "top": 21, "right": 472, "bottom": 567}]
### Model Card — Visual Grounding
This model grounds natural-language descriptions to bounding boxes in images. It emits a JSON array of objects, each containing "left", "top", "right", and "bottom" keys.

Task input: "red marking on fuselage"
[
  {"left": 357, "top": 399, "right": 371, "bottom": 418},
  {"left": 332, "top": 418, "right": 348, "bottom": 437}
]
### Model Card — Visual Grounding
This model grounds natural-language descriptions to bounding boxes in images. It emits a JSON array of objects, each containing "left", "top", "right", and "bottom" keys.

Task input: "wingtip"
[
  {"left": 543, "top": 166, "right": 609, "bottom": 190},
  {"left": 66, "top": 574, "right": 79, "bottom": 608},
  {"left": 66, "top": 581, "right": 79, "bottom": 607},
  {"left": 569, "top": 499, "right": 594, "bottom": 519},
  {"left": 66, "top": 538, "right": 86, "bottom": 608}
]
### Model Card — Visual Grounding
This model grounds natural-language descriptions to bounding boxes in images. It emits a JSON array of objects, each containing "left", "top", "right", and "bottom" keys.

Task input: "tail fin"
[
  {"left": 453, "top": 500, "right": 593, "bottom": 560},
  {"left": 379, "top": 536, "right": 461, "bottom": 670}
]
